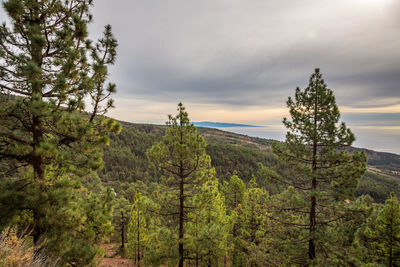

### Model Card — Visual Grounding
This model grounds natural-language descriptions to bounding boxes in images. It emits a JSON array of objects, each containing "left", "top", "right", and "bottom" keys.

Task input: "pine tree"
[
  {"left": 113, "top": 195, "right": 131, "bottom": 253},
  {"left": 61, "top": 186, "right": 115, "bottom": 265},
  {"left": 363, "top": 193, "right": 400, "bottom": 266},
  {"left": 221, "top": 173, "right": 246, "bottom": 266},
  {"left": 0, "top": 0, "right": 120, "bottom": 264},
  {"left": 147, "top": 103, "right": 213, "bottom": 267},
  {"left": 222, "top": 173, "right": 246, "bottom": 214},
  {"left": 267, "top": 69, "right": 367, "bottom": 264},
  {"left": 187, "top": 176, "right": 229, "bottom": 267},
  {"left": 127, "top": 191, "right": 149, "bottom": 267},
  {"left": 237, "top": 178, "right": 269, "bottom": 267}
]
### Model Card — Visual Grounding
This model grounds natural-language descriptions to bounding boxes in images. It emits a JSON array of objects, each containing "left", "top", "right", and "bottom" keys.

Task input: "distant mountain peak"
[{"left": 193, "top": 121, "right": 262, "bottom": 128}]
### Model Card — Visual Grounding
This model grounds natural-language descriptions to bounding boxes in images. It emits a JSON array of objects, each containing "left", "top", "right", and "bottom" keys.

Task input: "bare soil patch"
[{"left": 99, "top": 243, "right": 134, "bottom": 267}]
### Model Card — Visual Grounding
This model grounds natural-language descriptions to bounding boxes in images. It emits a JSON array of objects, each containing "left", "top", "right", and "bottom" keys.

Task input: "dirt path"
[
  {"left": 99, "top": 243, "right": 134, "bottom": 267},
  {"left": 100, "top": 257, "right": 134, "bottom": 267}
]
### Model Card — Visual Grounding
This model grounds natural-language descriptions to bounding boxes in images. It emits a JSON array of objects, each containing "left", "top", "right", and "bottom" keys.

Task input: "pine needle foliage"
[
  {"left": 147, "top": 103, "right": 216, "bottom": 267},
  {"left": 0, "top": 0, "right": 120, "bottom": 265},
  {"left": 267, "top": 68, "right": 367, "bottom": 264}
]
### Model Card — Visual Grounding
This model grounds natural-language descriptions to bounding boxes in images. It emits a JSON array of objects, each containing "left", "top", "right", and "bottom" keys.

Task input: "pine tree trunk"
[
  {"left": 179, "top": 124, "right": 185, "bottom": 267},
  {"left": 31, "top": 10, "right": 45, "bottom": 245},
  {"left": 208, "top": 207, "right": 211, "bottom": 267},
  {"left": 179, "top": 168, "right": 184, "bottom": 267},
  {"left": 137, "top": 209, "right": 140, "bottom": 267},
  {"left": 121, "top": 211, "right": 125, "bottom": 251},
  {"left": 308, "top": 95, "right": 318, "bottom": 261},
  {"left": 309, "top": 182, "right": 316, "bottom": 261},
  {"left": 32, "top": 113, "right": 44, "bottom": 245},
  {"left": 389, "top": 217, "right": 393, "bottom": 267}
]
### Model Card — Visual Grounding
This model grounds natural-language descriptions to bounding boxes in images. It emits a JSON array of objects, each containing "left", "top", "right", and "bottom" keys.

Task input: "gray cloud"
[
  {"left": 1, "top": 0, "right": 399, "bottom": 153},
  {"left": 88, "top": 0, "right": 400, "bottom": 110},
  {"left": 1, "top": 0, "right": 399, "bottom": 109}
]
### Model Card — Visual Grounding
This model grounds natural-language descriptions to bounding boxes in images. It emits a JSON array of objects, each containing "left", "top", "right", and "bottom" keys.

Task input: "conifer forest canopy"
[{"left": 0, "top": 1, "right": 400, "bottom": 266}]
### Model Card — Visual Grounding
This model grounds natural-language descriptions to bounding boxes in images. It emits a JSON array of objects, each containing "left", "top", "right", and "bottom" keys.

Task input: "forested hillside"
[
  {"left": 101, "top": 120, "right": 400, "bottom": 203},
  {"left": 1, "top": 1, "right": 400, "bottom": 266}
]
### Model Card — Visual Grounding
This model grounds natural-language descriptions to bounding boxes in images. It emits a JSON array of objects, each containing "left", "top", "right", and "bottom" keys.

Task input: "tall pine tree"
[
  {"left": 268, "top": 68, "right": 367, "bottom": 264},
  {"left": 147, "top": 103, "right": 214, "bottom": 267},
  {"left": 0, "top": 0, "right": 120, "bottom": 264},
  {"left": 221, "top": 173, "right": 246, "bottom": 266},
  {"left": 186, "top": 175, "right": 229, "bottom": 267},
  {"left": 237, "top": 178, "right": 269, "bottom": 266}
]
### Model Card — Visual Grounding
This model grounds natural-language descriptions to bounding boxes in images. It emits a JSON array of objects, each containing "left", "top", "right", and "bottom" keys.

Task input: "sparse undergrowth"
[{"left": 0, "top": 228, "right": 57, "bottom": 267}]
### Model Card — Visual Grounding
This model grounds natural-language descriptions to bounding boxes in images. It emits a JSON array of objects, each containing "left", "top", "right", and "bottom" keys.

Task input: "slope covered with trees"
[
  {"left": 0, "top": 1, "right": 399, "bottom": 265},
  {"left": 101, "top": 120, "right": 400, "bottom": 203}
]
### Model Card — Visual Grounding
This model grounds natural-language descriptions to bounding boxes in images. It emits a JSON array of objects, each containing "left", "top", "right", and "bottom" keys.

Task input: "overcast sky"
[
  {"left": 87, "top": 0, "right": 400, "bottom": 153},
  {"left": 2, "top": 0, "right": 399, "bottom": 153}
]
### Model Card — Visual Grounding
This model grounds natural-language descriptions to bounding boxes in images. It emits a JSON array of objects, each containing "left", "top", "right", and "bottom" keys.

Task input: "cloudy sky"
[
  {"left": 87, "top": 0, "right": 400, "bottom": 154},
  {"left": 2, "top": 0, "right": 399, "bottom": 153}
]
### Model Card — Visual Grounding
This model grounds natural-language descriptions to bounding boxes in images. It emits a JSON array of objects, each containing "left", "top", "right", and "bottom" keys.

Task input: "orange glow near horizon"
[{"left": 107, "top": 97, "right": 399, "bottom": 125}]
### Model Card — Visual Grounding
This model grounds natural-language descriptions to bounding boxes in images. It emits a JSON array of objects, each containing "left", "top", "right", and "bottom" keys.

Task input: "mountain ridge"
[{"left": 193, "top": 121, "right": 262, "bottom": 128}]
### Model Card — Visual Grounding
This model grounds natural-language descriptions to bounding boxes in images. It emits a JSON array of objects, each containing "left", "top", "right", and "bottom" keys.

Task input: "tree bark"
[
  {"left": 137, "top": 209, "right": 141, "bottom": 267},
  {"left": 121, "top": 211, "right": 125, "bottom": 251},
  {"left": 179, "top": 172, "right": 184, "bottom": 267},
  {"left": 178, "top": 121, "right": 185, "bottom": 267},
  {"left": 308, "top": 90, "right": 318, "bottom": 261}
]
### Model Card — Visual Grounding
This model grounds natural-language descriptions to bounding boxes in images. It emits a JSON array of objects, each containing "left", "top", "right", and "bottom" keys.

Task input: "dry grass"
[{"left": 0, "top": 227, "right": 57, "bottom": 267}]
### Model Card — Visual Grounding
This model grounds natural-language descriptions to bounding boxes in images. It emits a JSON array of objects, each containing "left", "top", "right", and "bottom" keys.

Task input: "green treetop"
[
  {"left": 221, "top": 173, "right": 246, "bottom": 213},
  {"left": 147, "top": 103, "right": 213, "bottom": 267},
  {"left": 0, "top": 0, "right": 120, "bottom": 264},
  {"left": 128, "top": 191, "right": 150, "bottom": 267},
  {"left": 186, "top": 175, "right": 229, "bottom": 267},
  {"left": 269, "top": 68, "right": 367, "bottom": 264},
  {"left": 221, "top": 173, "right": 246, "bottom": 266},
  {"left": 364, "top": 193, "right": 400, "bottom": 266},
  {"left": 0, "top": 0, "right": 120, "bottom": 183},
  {"left": 236, "top": 178, "right": 270, "bottom": 266}
]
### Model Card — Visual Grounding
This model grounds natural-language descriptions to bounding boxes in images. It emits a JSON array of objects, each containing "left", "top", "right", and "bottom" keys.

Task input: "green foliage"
[
  {"left": 356, "top": 172, "right": 400, "bottom": 203},
  {"left": 99, "top": 121, "right": 280, "bottom": 186},
  {"left": 221, "top": 173, "right": 246, "bottom": 213},
  {"left": 57, "top": 186, "right": 114, "bottom": 266},
  {"left": 0, "top": 0, "right": 119, "bottom": 265},
  {"left": 98, "top": 121, "right": 398, "bottom": 204},
  {"left": 220, "top": 174, "right": 246, "bottom": 266},
  {"left": 99, "top": 123, "right": 163, "bottom": 183},
  {"left": 236, "top": 178, "right": 270, "bottom": 266},
  {"left": 361, "top": 149, "right": 400, "bottom": 173},
  {"left": 0, "top": 172, "right": 114, "bottom": 266},
  {"left": 314, "top": 195, "right": 374, "bottom": 266},
  {"left": 266, "top": 69, "right": 367, "bottom": 264},
  {"left": 208, "top": 143, "right": 277, "bottom": 183},
  {"left": 360, "top": 193, "right": 400, "bottom": 266},
  {"left": 112, "top": 195, "right": 130, "bottom": 253},
  {"left": 146, "top": 103, "right": 215, "bottom": 266},
  {"left": 127, "top": 191, "right": 149, "bottom": 266},
  {"left": 186, "top": 177, "right": 229, "bottom": 266}
]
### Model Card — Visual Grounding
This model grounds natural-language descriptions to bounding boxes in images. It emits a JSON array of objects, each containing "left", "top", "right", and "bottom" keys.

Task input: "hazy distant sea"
[
  {"left": 213, "top": 126, "right": 285, "bottom": 142},
  {"left": 213, "top": 125, "right": 400, "bottom": 155}
]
